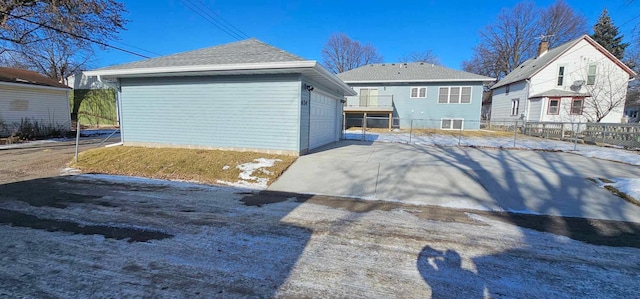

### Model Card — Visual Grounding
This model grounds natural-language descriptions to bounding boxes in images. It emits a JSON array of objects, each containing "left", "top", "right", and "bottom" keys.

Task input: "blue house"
[
  {"left": 85, "top": 39, "right": 356, "bottom": 155},
  {"left": 337, "top": 63, "right": 494, "bottom": 130}
]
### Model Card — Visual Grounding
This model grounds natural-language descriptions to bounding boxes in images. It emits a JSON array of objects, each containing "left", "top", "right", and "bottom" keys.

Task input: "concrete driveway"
[{"left": 269, "top": 140, "right": 640, "bottom": 222}]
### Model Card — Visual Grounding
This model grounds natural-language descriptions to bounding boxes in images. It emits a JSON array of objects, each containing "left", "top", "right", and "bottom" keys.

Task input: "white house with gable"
[{"left": 490, "top": 35, "right": 636, "bottom": 123}]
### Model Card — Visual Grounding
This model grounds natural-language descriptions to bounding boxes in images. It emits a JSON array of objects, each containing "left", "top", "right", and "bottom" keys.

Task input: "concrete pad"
[{"left": 269, "top": 141, "right": 640, "bottom": 222}]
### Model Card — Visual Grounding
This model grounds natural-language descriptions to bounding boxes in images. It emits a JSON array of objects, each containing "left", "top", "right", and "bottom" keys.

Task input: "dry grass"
[
  {"left": 71, "top": 146, "right": 297, "bottom": 186},
  {"left": 348, "top": 127, "right": 515, "bottom": 137}
]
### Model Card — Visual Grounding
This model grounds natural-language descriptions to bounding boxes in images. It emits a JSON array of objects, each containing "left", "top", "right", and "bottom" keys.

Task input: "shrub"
[{"left": 10, "top": 118, "right": 68, "bottom": 140}]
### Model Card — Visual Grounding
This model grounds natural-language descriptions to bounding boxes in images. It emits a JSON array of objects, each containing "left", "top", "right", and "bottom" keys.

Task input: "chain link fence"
[{"left": 343, "top": 116, "right": 640, "bottom": 150}]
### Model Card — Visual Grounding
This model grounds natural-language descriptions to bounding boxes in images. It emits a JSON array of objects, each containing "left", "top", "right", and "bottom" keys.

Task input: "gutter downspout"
[
  {"left": 306, "top": 84, "right": 312, "bottom": 153},
  {"left": 116, "top": 78, "right": 123, "bottom": 143},
  {"left": 524, "top": 79, "right": 532, "bottom": 122}
]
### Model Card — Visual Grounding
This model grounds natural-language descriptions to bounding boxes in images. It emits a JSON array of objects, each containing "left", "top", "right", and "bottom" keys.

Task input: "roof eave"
[
  {"left": 0, "top": 80, "right": 71, "bottom": 91},
  {"left": 342, "top": 78, "right": 496, "bottom": 84},
  {"left": 84, "top": 60, "right": 357, "bottom": 97},
  {"left": 84, "top": 61, "right": 318, "bottom": 77},
  {"left": 311, "top": 63, "right": 357, "bottom": 96}
]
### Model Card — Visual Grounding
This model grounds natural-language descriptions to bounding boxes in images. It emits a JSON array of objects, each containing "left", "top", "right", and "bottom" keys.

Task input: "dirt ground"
[
  {"left": 0, "top": 137, "right": 118, "bottom": 183},
  {"left": 1, "top": 142, "right": 640, "bottom": 298}
]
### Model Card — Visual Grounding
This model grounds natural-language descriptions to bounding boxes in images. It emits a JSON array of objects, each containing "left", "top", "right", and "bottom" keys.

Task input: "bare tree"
[
  {"left": 582, "top": 63, "right": 629, "bottom": 122},
  {"left": 400, "top": 50, "right": 440, "bottom": 65},
  {"left": 6, "top": 28, "right": 94, "bottom": 84},
  {"left": 321, "top": 33, "right": 383, "bottom": 74},
  {"left": 538, "top": 0, "right": 588, "bottom": 47},
  {"left": 462, "top": 0, "right": 587, "bottom": 79},
  {"left": 0, "top": 0, "right": 127, "bottom": 67}
]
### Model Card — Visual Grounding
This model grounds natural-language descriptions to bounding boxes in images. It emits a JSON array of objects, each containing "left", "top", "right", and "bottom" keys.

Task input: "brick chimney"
[{"left": 537, "top": 40, "right": 549, "bottom": 57}]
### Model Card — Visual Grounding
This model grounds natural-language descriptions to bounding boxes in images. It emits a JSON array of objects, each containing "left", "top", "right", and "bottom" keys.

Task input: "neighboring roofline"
[
  {"left": 342, "top": 78, "right": 496, "bottom": 84},
  {"left": 311, "top": 63, "right": 357, "bottom": 96},
  {"left": 84, "top": 60, "right": 356, "bottom": 96},
  {"left": 492, "top": 35, "right": 637, "bottom": 90},
  {"left": 0, "top": 80, "right": 71, "bottom": 91}
]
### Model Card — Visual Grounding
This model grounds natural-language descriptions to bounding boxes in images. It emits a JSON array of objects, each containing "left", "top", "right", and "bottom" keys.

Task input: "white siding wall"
[
  {"left": 530, "top": 39, "right": 630, "bottom": 123},
  {"left": 0, "top": 84, "right": 71, "bottom": 134},
  {"left": 490, "top": 80, "right": 528, "bottom": 121}
]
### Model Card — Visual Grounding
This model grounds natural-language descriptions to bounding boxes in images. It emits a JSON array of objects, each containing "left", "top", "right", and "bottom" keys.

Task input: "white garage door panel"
[{"left": 309, "top": 91, "right": 338, "bottom": 149}]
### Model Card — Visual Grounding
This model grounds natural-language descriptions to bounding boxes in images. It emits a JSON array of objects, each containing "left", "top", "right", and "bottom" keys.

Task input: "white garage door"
[{"left": 309, "top": 91, "right": 339, "bottom": 149}]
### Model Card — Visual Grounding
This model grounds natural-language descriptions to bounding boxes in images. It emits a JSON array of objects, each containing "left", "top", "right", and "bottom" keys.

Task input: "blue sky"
[{"left": 96, "top": 0, "right": 640, "bottom": 70}]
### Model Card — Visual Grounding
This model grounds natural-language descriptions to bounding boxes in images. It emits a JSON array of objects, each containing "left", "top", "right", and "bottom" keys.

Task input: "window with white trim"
[
  {"left": 570, "top": 98, "right": 583, "bottom": 115},
  {"left": 438, "top": 86, "right": 472, "bottom": 104},
  {"left": 410, "top": 87, "right": 427, "bottom": 98},
  {"left": 547, "top": 98, "right": 560, "bottom": 115},
  {"left": 441, "top": 118, "right": 464, "bottom": 130},
  {"left": 557, "top": 66, "right": 565, "bottom": 86},
  {"left": 511, "top": 99, "right": 520, "bottom": 116},
  {"left": 587, "top": 64, "right": 597, "bottom": 85}
]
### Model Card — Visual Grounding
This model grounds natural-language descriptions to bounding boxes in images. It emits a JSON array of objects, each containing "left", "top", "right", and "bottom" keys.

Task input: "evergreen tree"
[{"left": 591, "top": 9, "right": 628, "bottom": 60}]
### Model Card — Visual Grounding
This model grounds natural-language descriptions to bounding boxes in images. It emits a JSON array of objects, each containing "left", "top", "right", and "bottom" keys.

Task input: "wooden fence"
[{"left": 484, "top": 120, "right": 640, "bottom": 148}]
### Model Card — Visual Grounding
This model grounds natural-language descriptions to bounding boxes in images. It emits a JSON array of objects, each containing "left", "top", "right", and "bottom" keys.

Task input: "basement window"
[{"left": 441, "top": 118, "right": 464, "bottom": 130}]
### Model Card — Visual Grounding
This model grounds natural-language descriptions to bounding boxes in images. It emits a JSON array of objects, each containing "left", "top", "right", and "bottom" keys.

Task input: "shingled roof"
[
  {"left": 492, "top": 35, "right": 637, "bottom": 90},
  {"left": 336, "top": 62, "right": 494, "bottom": 83},
  {"left": 95, "top": 38, "right": 305, "bottom": 71},
  {"left": 86, "top": 38, "right": 356, "bottom": 96},
  {"left": 0, "top": 67, "right": 69, "bottom": 89}
]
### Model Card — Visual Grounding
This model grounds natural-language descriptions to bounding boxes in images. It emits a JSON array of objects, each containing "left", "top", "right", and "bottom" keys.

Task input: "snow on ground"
[
  {"left": 0, "top": 138, "right": 68, "bottom": 149},
  {"left": 598, "top": 178, "right": 640, "bottom": 204},
  {"left": 1, "top": 175, "right": 639, "bottom": 298},
  {"left": 217, "top": 158, "right": 283, "bottom": 189},
  {"left": 72, "top": 173, "right": 234, "bottom": 191},
  {"left": 345, "top": 130, "right": 640, "bottom": 165}
]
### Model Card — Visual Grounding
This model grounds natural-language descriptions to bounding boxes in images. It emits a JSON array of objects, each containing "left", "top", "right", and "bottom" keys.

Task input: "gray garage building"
[{"left": 85, "top": 39, "right": 355, "bottom": 155}]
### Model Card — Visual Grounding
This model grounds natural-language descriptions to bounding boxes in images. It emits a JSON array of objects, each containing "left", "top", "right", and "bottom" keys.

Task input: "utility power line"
[
  {"left": 0, "top": 11, "right": 151, "bottom": 59},
  {"left": 190, "top": 0, "right": 250, "bottom": 39},
  {"left": 179, "top": 0, "right": 250, "bottom": 40}
]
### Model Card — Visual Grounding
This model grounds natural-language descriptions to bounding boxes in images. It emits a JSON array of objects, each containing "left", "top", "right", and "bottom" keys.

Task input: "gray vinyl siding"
[
  {"left": 490, "top": 81, "right": 528, "bottom": 121},
  {"left": 528, "top": 98, "right": 543, "bottom": 122},
  {"left": 0, "top": 84, "right": 71, "bottom": 135},
  {"left": 119, "top": 74, "right": 301, "bottom": 152},
  {"left": 346, "top": 82, "right": 484, "bottom": 129}
]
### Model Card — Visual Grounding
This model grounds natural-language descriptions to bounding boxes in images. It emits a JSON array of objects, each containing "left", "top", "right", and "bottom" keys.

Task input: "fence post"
[
  {"left": 409, "top": 119, "right": 413, "bottom": 144},
  {"left": 361, "top": 116, "right": 365, "bottom": 141},
  {"left": 544, "top": 123, "right": 549, "bottom": 139},
  {"left": 574, "top": 121, "right": 579, "bottom": 151},
  {"left": 74, "top": 120, "right": 81, "bottom": 163},
  {"left": 458, "top": 123, "right": 463, "bottom": 146},
  {"left": 513, "top": 120, "right": 518, "bottom": 148},
  {"left": 601, "top": 125, "right": 606, "bottom": 144}
]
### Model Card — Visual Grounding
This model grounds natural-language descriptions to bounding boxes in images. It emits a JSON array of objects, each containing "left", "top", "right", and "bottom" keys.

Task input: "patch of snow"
[
  {"left": 345, "top": 130, "right": 640, "bottom": 166},
  {"left": 61, "top": 167, "right": 81, "bottom": 175},
  {"left": 71, "top": 174, "right": 238, "bottom": 192},
  {"left": 0, "top": 139, "right": 60, "bottom": 149},
  {"left": 216, "top": 180, "right": 270, "bottom": 190},
  {"left": 605, "top": 178, "right": 640, "bottom": 204},
  {"left": 232, "top": 158, "right": 282, "bottom": 188},
  {"left": 222, "top": 165, "right": 230, "bottom": 170}
]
